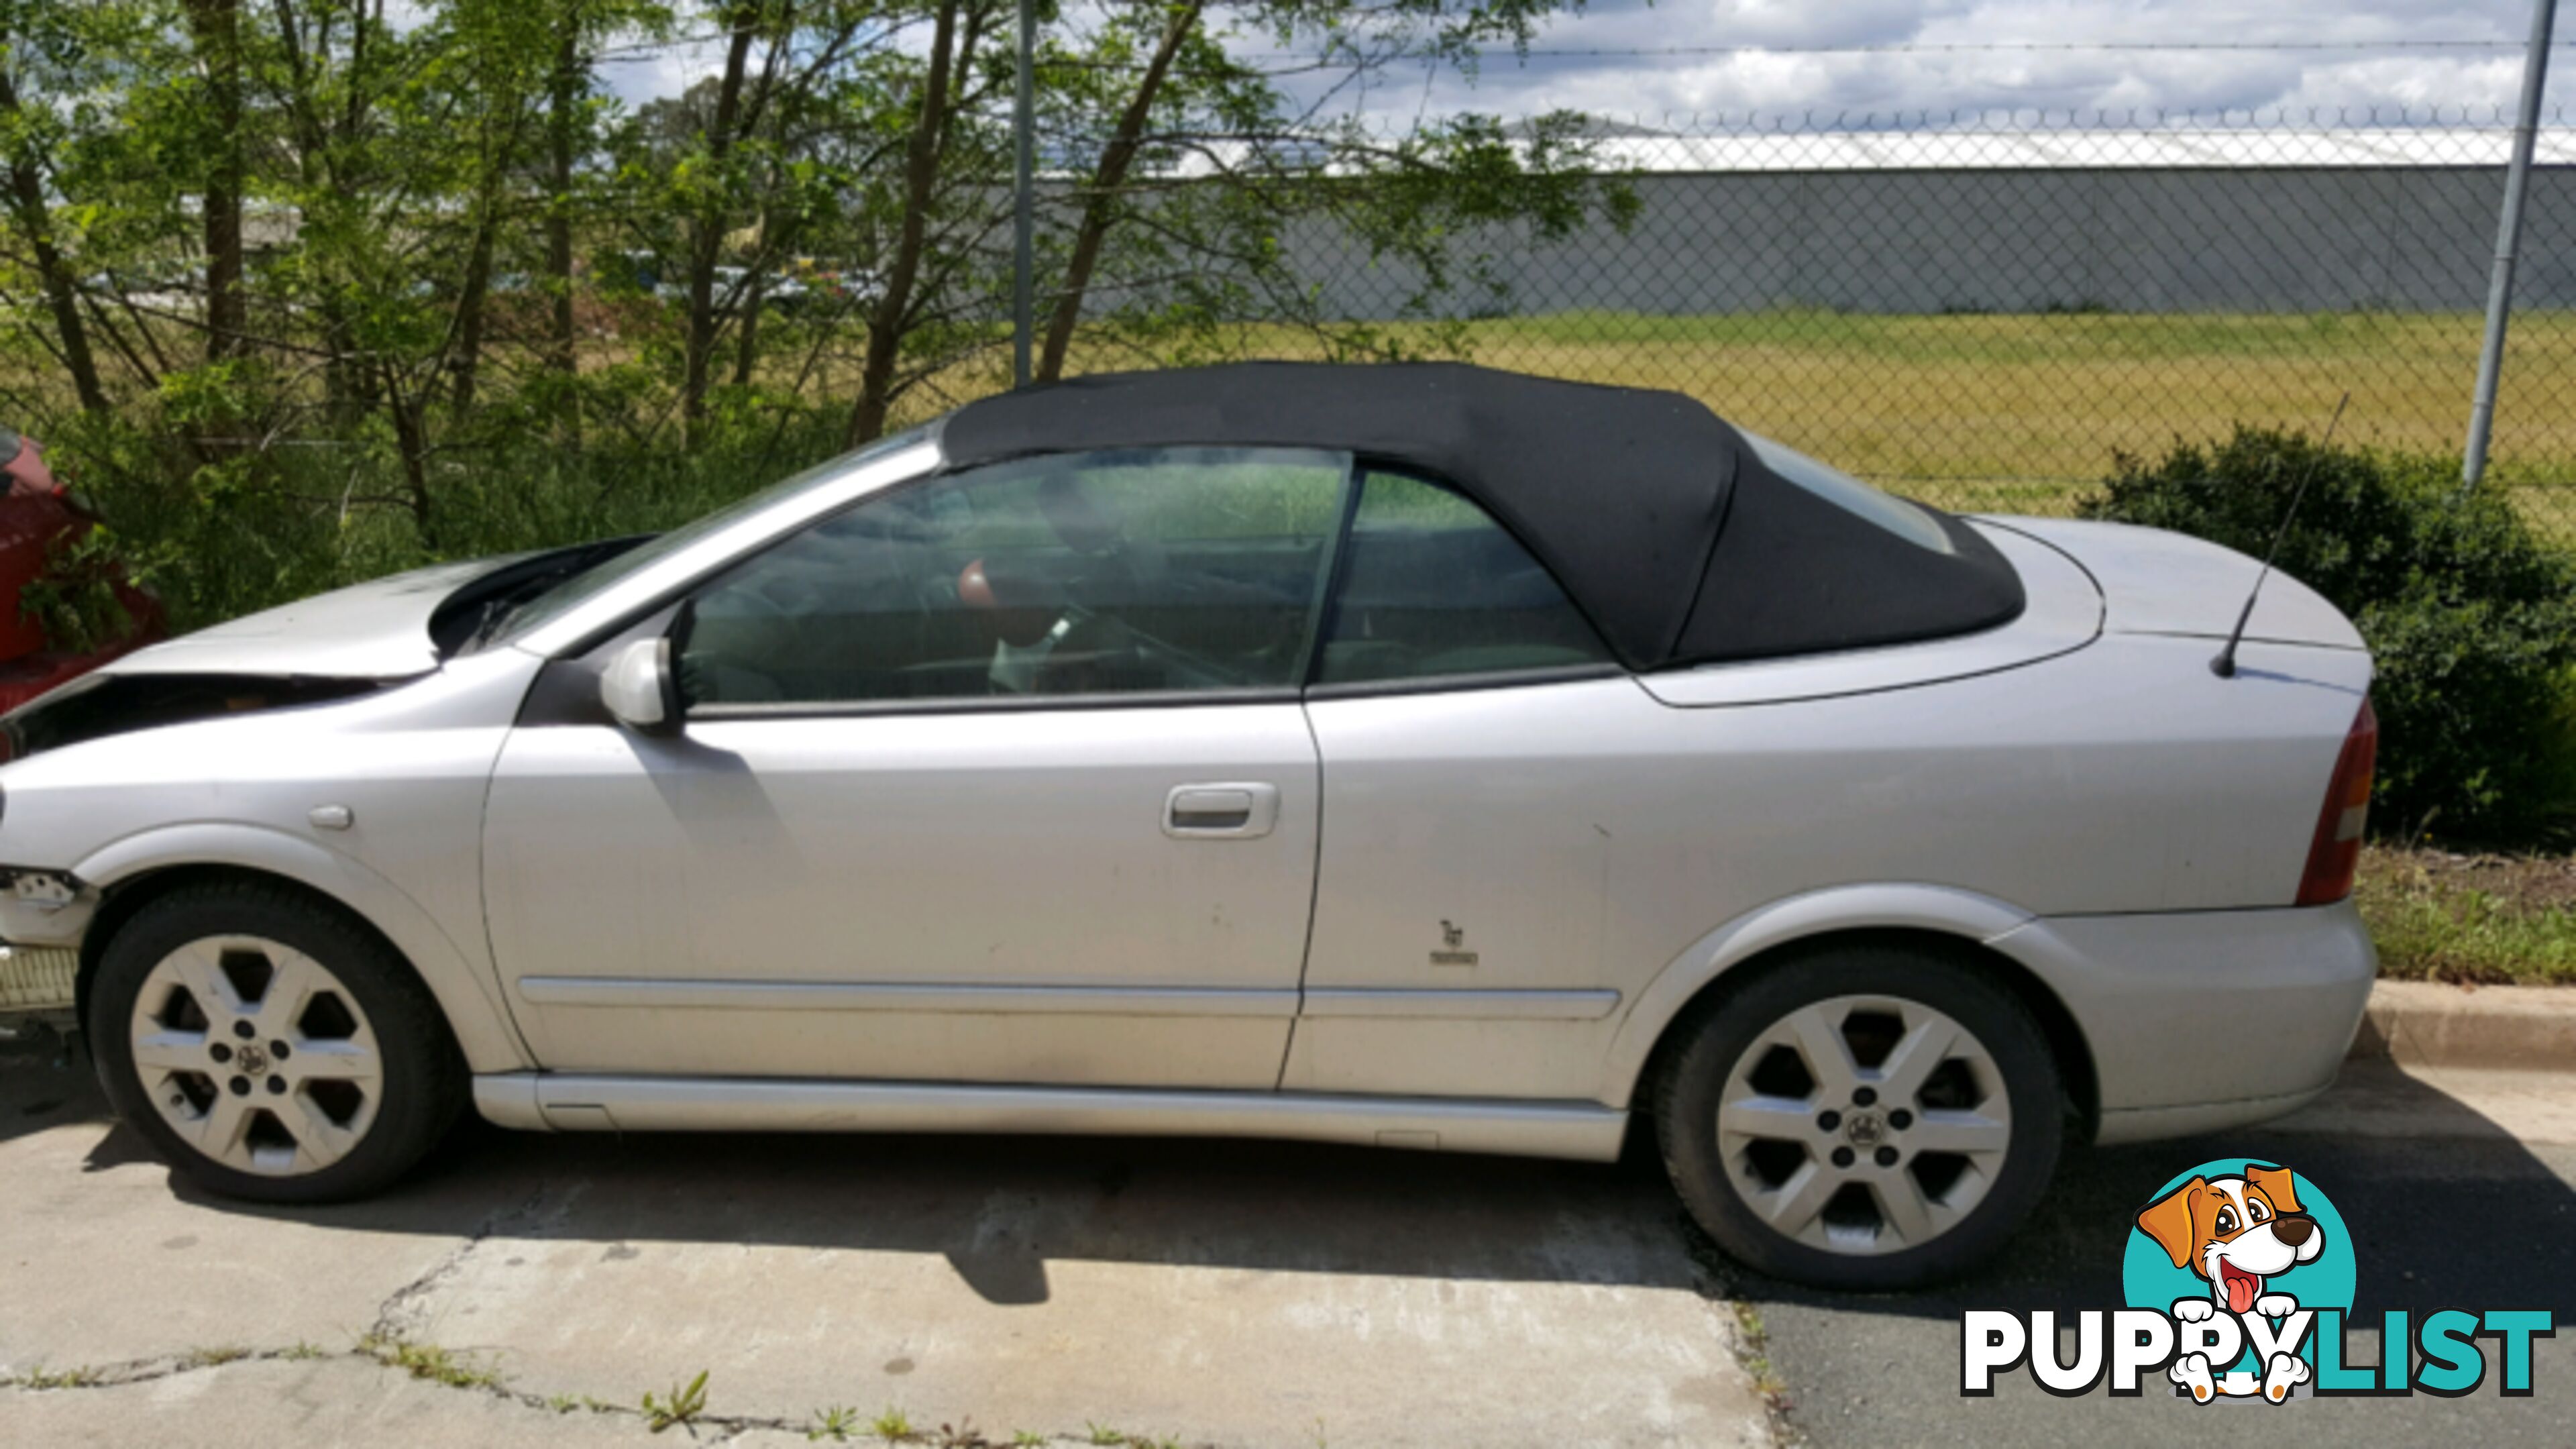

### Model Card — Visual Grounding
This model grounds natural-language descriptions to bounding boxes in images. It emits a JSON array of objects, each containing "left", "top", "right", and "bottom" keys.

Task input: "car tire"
[
  {"left": 88, "top": 881, "right": 466, "bottom": 1203},
  {"left": 1654, "top": 940, "right": 2065, "bottom": 1291}
]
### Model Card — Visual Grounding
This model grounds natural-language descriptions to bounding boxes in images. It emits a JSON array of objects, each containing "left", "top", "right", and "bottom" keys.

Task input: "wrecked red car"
[{"left": 0, "top": 437, "right": 160, "bottom": 714}]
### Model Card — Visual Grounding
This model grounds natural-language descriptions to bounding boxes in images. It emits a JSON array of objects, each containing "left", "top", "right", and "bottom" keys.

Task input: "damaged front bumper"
[
  {"left": 0, "top": 868, "right": 93, "bottom": 1021},
  {"left": 0, "top": 943, "right": 77, "bottom": 1018}
]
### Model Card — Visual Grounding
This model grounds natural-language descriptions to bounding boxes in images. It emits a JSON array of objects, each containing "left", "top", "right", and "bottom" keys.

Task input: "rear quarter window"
[{"left": 1742, "top": 431, "right": 1956, "bottom": 555}]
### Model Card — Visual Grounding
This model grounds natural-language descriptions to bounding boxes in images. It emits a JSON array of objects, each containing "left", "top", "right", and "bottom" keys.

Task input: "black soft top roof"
[{"left": 943, "top": 362, "right": 2023, "bottom": 669}]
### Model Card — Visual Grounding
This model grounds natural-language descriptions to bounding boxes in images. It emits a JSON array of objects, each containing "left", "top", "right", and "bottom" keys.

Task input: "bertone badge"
[{"left": 1430, "top": 920, "right": 1480, "bottom": 968}]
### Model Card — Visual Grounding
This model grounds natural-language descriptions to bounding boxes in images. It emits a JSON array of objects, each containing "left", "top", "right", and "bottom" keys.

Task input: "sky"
[
  {"left": 599, "top": 0, "right": 2570, "bottom": 127},
  {"left": 1383, "top": 0, "right": 2565, "bottom": 124}
]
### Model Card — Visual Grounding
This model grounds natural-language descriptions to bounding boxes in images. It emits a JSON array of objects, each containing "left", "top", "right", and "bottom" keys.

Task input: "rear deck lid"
[{"left": 1994, "top": 517, "right": 2365, "bottom": 651}]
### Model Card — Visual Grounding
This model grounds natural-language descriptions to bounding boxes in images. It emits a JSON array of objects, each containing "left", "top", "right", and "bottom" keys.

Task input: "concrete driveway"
[
  {"left": 0, "top": 1031, "right": 1772, "bottom": 1448},
  {"left": 6, "top": 1030, "right": 2571, "bottom": 1448}
]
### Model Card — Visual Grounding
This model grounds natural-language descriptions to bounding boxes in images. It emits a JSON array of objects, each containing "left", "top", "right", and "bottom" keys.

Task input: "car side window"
[
  {"left": 678, "top": 447, "right": 1349, "bottom": 708},
  {"left": 1316, "top": 470, "right": 1613, "bottom": 686}
]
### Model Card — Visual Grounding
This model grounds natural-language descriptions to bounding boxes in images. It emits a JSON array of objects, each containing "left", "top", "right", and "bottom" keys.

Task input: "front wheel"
[
  {"left": 89, "top": 882, "right": 466, "bottom": 1203},
  {"left": 1654, "top": 942, "right": 2065, "bottom": 1290}
]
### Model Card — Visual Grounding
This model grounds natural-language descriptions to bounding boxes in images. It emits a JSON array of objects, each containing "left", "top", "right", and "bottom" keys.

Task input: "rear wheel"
[
  {"left": 89, "top": 883, "right": 465, "bottom": 1203},
  {"left": 1655, "top": 942, "right": 2064, "bottom": 1289}
]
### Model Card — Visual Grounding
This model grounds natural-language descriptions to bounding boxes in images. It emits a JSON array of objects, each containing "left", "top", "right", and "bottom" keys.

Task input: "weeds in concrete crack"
[
  {"left": 1729, "top": 1302, "right": 1790, "bottom": 1401},
  {"left": 643, "top": 1368, "right": 711, "bottom": 1432},
  {"left": 9, "top": 1364, "right": 103, "bottom": 1390},
  {"left": 357, "top": 1332, "right": 508, "bottom": 1392},
  {"left": 5, "top": 1344, "right": 313, "bottom": 1393},
  {"left": 1675, "top": 1210, "right": 1805, "bottom": 1448},
  {"left": 5, "top": 1336, "right": 1181, "bottom": 1449}
]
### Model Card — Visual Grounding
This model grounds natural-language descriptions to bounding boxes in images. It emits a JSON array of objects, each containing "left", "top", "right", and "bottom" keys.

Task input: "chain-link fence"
[{"left": 1246, "top": 111, "right": 2576, "bottom": 535}]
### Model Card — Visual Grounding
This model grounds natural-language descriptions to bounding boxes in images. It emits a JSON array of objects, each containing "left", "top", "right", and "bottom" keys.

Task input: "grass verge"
[{"left": 2358, "top": 844, "right": 2576, "bottom": 987}]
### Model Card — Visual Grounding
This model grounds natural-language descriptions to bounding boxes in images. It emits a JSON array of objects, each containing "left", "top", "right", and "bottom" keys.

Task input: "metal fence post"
[
  {"left": 2463, "top": 0, "right": 2559, "bottom": 490},
  {"left": 1012, "top": 0, "right": 1035, "bottom": 388}
]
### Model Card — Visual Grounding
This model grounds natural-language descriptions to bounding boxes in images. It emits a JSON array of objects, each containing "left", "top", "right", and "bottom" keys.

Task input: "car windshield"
[
  {"left": 490, "top": 425, "right": 937, "bottom": 647},
  {"left": 1740, "top": 430, "right": 1956, "bottom": 555}
]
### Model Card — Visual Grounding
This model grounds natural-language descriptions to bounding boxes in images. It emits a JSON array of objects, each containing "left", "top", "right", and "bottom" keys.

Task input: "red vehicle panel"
[{"left": 0, "top": 488, "right": 160, "bottom": 714}]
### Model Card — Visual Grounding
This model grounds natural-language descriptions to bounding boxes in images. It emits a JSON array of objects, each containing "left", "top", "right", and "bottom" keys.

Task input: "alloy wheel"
[
  {"left": 1715, "top": 994, "right": 2011, "bottom": 1256},
  {"left": 125, "top": 935, "right": 384, "bottom": 1176}
]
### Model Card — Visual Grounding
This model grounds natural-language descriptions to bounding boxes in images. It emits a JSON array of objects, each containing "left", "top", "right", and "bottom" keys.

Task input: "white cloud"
[
  {"left": 1293, "top": 0, "right": 2568, "bottom": 125},
  {"left": 588, "top": 0, "right": 2568, "bottom": 127}
]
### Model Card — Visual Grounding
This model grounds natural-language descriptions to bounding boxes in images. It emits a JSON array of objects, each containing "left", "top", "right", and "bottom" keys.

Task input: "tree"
[
  {"left": 1034, "top": 0, "right": 1203, "bottom": 381},
  {"left": 1030, "top": 0, "right": 1620, "bottom": 382},
  {"left": 181, "top": 0, "right": 248, "bottom": 364},
  {"left": 0, "top": 1, "right": 139, "bottom": 415},
  {"left": 846, "top": 0, "right": 983, "bottom": 444},
  {"left": 0, "top": 0, "right": 1640, "bottom": 635}
]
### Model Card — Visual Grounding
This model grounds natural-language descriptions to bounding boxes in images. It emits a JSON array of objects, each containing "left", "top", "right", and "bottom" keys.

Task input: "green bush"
[
  {"left": 47, "top": 390, "right": 855, "bottom": 637},
  {"left": 2080, "top": 427, "right": 2576, "bottom": 845}
]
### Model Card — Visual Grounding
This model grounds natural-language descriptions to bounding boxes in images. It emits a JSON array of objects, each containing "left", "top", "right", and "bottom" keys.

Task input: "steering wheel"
[{"left": 957, "top": 555, "right": 1242, "bottom": 690}]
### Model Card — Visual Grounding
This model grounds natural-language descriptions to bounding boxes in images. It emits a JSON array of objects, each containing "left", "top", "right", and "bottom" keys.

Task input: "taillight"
[{"left": 2296, "top": 697, "right": 2377, "bottom": 906}]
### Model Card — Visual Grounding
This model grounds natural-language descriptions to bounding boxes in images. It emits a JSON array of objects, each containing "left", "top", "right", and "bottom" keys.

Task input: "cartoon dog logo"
[{"left": 2135, "top": 1165, "right": 2326, "bottom": 1403}]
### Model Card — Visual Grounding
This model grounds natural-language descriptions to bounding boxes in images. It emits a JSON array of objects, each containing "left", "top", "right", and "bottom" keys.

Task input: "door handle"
[{"left": 1163, "top": 782, "right": 1281, "bottom": 839}]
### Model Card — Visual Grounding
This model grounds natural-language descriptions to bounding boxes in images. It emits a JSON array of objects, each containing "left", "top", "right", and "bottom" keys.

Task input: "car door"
[
  {"left": 1285, "top": 468, "right": 1651, "bottom": 1101},
  {"left": 484, "top": 447, "right": 1351, "bottom": 1089}
]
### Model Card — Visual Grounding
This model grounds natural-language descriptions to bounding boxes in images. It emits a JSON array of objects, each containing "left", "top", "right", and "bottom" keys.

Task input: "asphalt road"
[
  {"left": 3, "top": 1024, "right": 2569, "bottom": 1446},
  {"left": 1735, "top": 1063, "right": 2576, "bottom": 1448}
]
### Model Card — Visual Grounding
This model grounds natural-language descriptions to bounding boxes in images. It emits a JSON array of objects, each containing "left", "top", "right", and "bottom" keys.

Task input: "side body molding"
[
  {"left": 1595, "top": 883, "right": 2040, "bottom": 1108},
  {"left": 74, "top": 822, "right": 533, "bottom": 1073}
]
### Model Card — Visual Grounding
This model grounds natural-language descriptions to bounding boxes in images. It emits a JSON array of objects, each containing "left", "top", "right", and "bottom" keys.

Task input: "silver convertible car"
[{"left": 0, "top": 365, "right": 2378, "bottom": 1288}]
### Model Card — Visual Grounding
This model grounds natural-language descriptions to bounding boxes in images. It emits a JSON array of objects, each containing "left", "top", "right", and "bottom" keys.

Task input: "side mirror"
[{"left": 600, "top": 637, "right": 678, "bottom": 732}]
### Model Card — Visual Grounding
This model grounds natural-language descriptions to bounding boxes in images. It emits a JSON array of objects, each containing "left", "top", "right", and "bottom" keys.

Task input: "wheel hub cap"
[
  {"left": 1714, "top": 994, "right": 2012, "bottom": 1256},
  {"left": 127, "top": 935, "right": 383, "bottom": 1177}
]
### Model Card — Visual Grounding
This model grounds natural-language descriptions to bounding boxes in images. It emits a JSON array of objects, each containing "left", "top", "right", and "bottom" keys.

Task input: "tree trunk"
[
  {"left": 732, "top": 267, "right": 767, "bottom": 388},
  {"left": 450, "top": 207, "right": 498, "bottom": 413},
  {"left": 387, "top": 375, "right": 436, "bottom": 547},
  {"left": 683, "top": 4, "right": 761, "bottom": 443},
  {"left": 545, "top": 7, "right": 581, "bottom": 429},
  {"left": 845, "top": 0, "right": 960, "bottom": 447},
  {"left": 735, "top": 200, "right": 798, "bottom": 388},
  {"left": 184, "top": 0, "right": 248, "bottom": 364},
  {"left": 1034, "top": 0, "right": 1203, "bottom": 382},
  {"left": 0, "top": 74, "right": 109, "bottom": 413},
  {"left": 267, "top": 0, "right": 364, "bottom": 423}
]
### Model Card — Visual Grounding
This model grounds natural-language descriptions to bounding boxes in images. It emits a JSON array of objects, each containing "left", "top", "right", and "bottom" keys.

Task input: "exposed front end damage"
[
  {"left": 0, "top": 867, "right": 93, "bottom": 1022},
  {"left": 0, "top": 670, "right": 408, "bottom": 1018},
  {"left": 1, "top": 672, "right": 396, "bottom": 765}
]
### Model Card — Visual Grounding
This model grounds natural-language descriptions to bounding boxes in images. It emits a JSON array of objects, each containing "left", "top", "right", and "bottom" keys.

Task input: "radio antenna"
[{"left": 2212, "top": 392, "right": 2351, "bottom": 680}]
